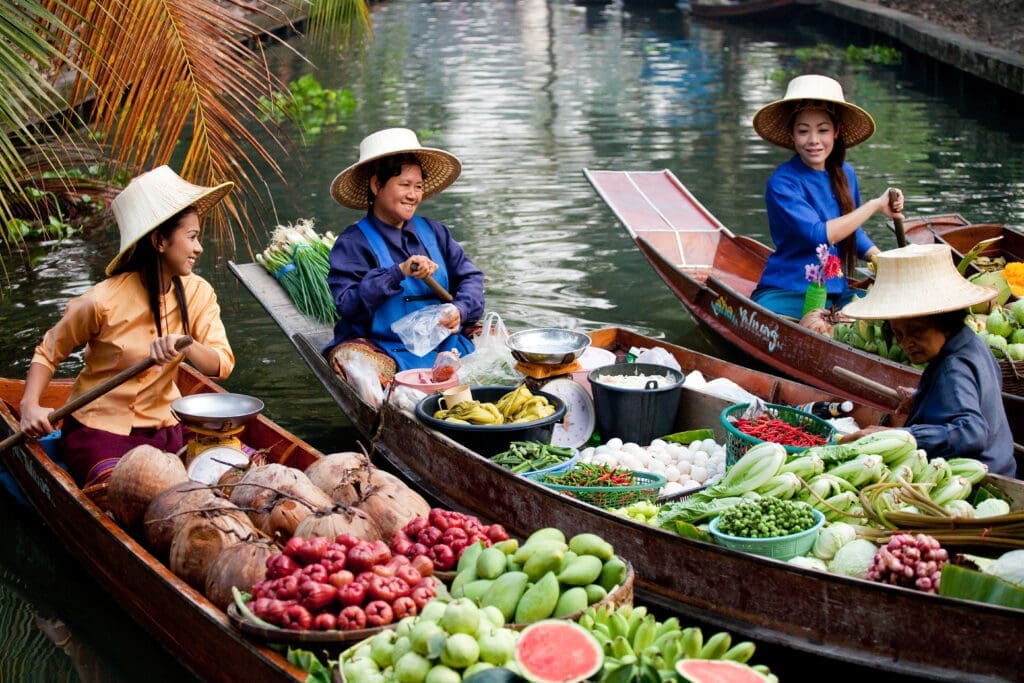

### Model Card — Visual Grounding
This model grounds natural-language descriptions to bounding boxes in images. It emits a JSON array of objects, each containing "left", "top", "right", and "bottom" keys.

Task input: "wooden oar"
[
  {"left": 890, "top": 188, "right": 906, "bottom": 247},
  {"left": 410, "top": 262, "right": 454, "bottom": 303},
  {"left": 0, "top": 336, "right": 193, "bottom": 454},
  {"left": 832, "top": 365, "right": 901, "bottom": 402}
]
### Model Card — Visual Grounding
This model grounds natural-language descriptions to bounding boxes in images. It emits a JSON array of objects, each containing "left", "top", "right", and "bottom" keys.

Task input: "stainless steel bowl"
[
  {"left": 171, "top": 393, "right": 264, "bottom": 431},
  {"left": 505, "top": 327, "right": 591, "bottom": 365}
]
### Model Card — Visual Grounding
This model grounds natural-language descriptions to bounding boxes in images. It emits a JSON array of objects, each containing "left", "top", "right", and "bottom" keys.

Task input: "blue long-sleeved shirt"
[
  {"left": 757, "top": 156, "right": 875, "bottom": 295},
  {"left": 905, "top": 326, "right": 1016, "bottom": 477},
  {"left": 324, "top": 213, "right": 485, "bottom": 352}
]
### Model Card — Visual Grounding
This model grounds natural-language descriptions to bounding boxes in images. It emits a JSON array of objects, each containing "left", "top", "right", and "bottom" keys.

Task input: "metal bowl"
[
  {"left": 171, "top": 393, "right": 264, "bottom": 432},
  {"left": 505, "top": 328, "right": 591, "bottom": 365}
]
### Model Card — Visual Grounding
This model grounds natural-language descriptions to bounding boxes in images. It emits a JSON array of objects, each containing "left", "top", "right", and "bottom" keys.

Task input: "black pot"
[{"left": 414, "top": 385, "right": 567, "bottom": 457}]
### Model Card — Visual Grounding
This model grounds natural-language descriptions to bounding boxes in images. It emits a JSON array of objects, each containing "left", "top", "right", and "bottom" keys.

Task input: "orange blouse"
[{"left": 31, "top": 272, "right": 234, "bottom": 435}]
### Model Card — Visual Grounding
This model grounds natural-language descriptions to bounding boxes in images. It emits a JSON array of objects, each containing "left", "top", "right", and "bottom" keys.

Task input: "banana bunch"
[
  {"left": 833, "top": 318, "right": 910, "bottom": 364},
  {"left": 495, "top": 385, "right": 557, "bottom": 424},
  {"left": 433, "top": 400, "right": 505, "bottom": 425},
  {"left": 578, "top": 604, "right": 776, "bottom": 682}
]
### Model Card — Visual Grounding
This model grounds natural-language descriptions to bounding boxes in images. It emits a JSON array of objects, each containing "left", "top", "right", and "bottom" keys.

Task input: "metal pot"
[{"left": 171, "top": 393, "right": 264, "bottom": 432}]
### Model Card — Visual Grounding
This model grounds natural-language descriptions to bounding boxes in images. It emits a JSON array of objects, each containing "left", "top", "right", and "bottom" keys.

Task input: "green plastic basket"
[
  {"left": 720, "top": 402, "right": 836, "bottom": 466},
  {"left": 708, "top": 508, "right": 825, "bottom": 561},
  {"left": 526, "top": 470, "right": 666, "bottom": 509}
]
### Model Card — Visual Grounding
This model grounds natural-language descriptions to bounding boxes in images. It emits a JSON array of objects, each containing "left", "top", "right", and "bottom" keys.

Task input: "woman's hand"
[
  {"left": 151, "top": 334, "right": 188, "bottom": 365},
  {"left": 19, "top": 403, "right": 54, "bottom": 439},
  {"left": 876, "top": 187, "right": 904, "bottom": 221},
  {"left": 439, "top": 304, "right": 462, "bottom": 333},
  {"left": 400, "top": 256, "right": 438, "bottom": 278}
]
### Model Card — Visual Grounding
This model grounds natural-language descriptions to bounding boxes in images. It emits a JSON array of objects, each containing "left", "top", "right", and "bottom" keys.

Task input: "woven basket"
[
  {"left": 1000, "top": 356, "right": 1024, "bottom": 396},
  {"left": 720, "top": 402, "right": 835, "bottom": 466},
  {"left": 527, "top": 471, "right": 666, "bottom": 509},
  {"left": 708, "top": 509, "right": 825, "bottom": 561}
]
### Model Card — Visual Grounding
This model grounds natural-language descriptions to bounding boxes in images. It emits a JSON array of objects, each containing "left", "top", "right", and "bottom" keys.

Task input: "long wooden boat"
[
  {"left": 230, "top": 260, "right": 1024, "bottom": 680},
  {"left": 903, "top": 212, "right": 1024, "bottom": 273},
  {"left": 0, "top": 369, "right": 323, "bottom": 683},
  {"left": 583, "top": 168, "right": 1024, "bottom": 455},
  {"left": 687, "top": 0, "right": 817, "bottom": 20}
]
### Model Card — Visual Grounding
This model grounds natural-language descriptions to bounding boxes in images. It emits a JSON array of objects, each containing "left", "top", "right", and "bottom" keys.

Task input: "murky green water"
[{"left": 1, "top": 1, "right": 1022, "bottom": 678}]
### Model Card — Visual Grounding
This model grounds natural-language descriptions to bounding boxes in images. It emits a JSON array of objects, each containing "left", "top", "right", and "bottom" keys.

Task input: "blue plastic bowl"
[
  {"left": 708, "top": 508, "right": 825, "bottom": 561},
  {"left": 521, "top": 448, "right": 580, "bottom": 478}
]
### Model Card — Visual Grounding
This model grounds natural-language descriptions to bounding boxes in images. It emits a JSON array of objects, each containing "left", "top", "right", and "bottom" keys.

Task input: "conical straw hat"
[
  {"left": 753, "top": 74, "right": 876, "bottom": 150},
  {"left": 841, "top": 243, "right": 997, "bottom": 320},
  {"left": 330, "top": 128, "right": 461, "bottom": 210},
  {"left": 106, "top": 166, "right": 233, "bottom": 275}
]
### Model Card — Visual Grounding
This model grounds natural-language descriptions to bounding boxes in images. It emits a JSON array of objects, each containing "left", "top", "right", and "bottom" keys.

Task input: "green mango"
[
  {"left": 513, "top": 571, "right": 559, "bottom": 624},
  {"left": 556, "top": 554, "right": 604, "bottom": 586},
  {"left": 552, "top": 587, "right": 589, "bottom": 618},
  {"left": 986, "top": 308, "right": 1014, "bottom": 338},
  {"left": 599, "top": 556, "right": 628, "bottom": 592},
  {"left": 480, "top": 571, "right": 529, "bottom": 622}
]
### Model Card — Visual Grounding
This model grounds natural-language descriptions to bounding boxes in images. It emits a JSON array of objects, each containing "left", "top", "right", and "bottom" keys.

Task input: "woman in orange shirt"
[{"left": 18, "top": 166, "right": 236, "bottom": 487}]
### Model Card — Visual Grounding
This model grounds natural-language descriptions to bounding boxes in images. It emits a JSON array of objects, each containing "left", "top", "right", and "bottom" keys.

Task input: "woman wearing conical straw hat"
[
  {"left": 323, "top": 128, "right": 485, "bottom": 382},
  {"left": 750, "top": 74, "right": 905, "bottom": 319},
  {"left": 839, "top": 243, "right": 1015, "bottom": 477},
  {"left": 18, "top": 166, "right": 236, "bottom": 487}
]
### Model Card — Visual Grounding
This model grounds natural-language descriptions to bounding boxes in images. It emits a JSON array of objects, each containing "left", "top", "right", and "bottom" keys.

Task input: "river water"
[{"left": 1, "top": 1, "right": 1022, "bottom": 679}]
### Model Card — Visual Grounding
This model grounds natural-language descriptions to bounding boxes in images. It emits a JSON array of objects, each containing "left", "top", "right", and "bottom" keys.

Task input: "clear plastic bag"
[
  {"left": 458, "top": 311, "right": 522, "bottom": 385},
  {"left": 338, "top": 355, "right": 385, "bottom": 407},
  {"left": 431, "top": 350, "right": 461, "bottom": 383},
  {"left": 391, "top": 304, "right": 456, "bottom": 357}
]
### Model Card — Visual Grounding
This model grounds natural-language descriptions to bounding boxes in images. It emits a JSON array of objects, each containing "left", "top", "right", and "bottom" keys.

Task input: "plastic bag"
[
  {"left": 458, "top": 311, "right": 522, "bottom": 385},
  {"left": 431, "top": 350, "right": 462, "bottom": 383},
  {"left": 338, "top": 355, "right": 385, "bottom": 408},
  {"left": 391, "top": 304, "right": 457, "bottom": 357},
  {"left": 632, "top": 346, "right": 682, "bottom": 371}
]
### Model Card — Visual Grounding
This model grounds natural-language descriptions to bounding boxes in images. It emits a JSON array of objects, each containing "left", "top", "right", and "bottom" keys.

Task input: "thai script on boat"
[
  {"left": 711, "top": 295, "right": 737, "bottom": 325},
  {"left": 737, "top": 307, "right": 780, "bottom": 353}
]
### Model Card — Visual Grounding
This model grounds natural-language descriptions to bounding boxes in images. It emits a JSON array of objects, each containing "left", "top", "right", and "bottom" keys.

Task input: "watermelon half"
[
  {"left": 514, "top": 620, "right": 603, "bottom": 683},
  {"left": 675, "top": 659, "right": 771, "bottom": 683}
]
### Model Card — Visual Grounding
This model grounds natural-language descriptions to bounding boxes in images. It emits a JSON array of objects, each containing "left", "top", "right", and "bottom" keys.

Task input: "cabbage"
[
  {"left": 788, "top": 555, "right": 828, "bottom": 572},
  {"left": 985, "top": 549, "right": 1024, "bottom": 587},
  {"left": 943, "top": 500, "right": 975, "bottom": 518},
  {"left": 811, "top": 522, "right": 857, "bottom": 561},
  {"left": 974, "top": 498, "right": 1011, "bottom": 518},
  {"left": 828, "top": 539, "right": 879, "bottom": 579}
]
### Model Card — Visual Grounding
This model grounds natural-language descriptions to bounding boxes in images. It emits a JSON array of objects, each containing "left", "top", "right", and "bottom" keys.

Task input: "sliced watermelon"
[
  {"left": 514, "top": 620, "right": 603, "bottom": 683},
  {"left": 675, "top": 659, "right": 771, "bottom": 683}
]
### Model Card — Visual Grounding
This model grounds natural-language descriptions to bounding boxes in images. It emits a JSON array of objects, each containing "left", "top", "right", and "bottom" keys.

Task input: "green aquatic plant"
[
  {"left": 844, "top": 44, "right": 903, "bottom": 66},
  {"left": 259, "top": 74, "right": 358, "bottom": 140}
]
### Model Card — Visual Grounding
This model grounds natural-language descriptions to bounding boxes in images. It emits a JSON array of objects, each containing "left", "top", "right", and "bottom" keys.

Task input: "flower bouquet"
[{"left": 803, "top": 243, "right": 843, "bottom": 316}]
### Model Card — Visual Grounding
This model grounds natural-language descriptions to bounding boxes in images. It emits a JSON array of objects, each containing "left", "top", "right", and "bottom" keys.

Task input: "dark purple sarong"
[{"left": 60, "top": 416, "right": 185, "bottom": 487}]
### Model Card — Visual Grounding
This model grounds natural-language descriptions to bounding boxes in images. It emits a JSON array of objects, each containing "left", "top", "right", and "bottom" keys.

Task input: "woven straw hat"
[
  {"left": 106, "top": 166, "right": 233, "bottom": 275},
  {"left": 841, "top": 244, "right": 997, "bottom": 320},
  {"left": 329, "top": 128, "right": 461, "bottom": 210},
  {"left": 753, "top": 74, "right": 876, "bottom": 150}
]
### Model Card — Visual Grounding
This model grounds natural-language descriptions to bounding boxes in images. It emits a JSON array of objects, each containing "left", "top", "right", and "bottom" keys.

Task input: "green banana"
[
  {"left": 625, "top": 606, "right": 648, "bottom": 642},
  {"left": 654, "top": 616, "right": 680, "bottom": 639},
  {"left": 610, "top": 610, "right": 631, "bottom": 640},
  {"left": 611, "top": 635, "right": 634, "bottom": 660},
  {"left": 720, "top": 641, "right": 757, "bottom": 664},
  {"left": 680, "top": 627, "right": 703, "bottom": 659},
  {"left": 632, "top": 615, "right": 658, "bottom": 653},
  {"left": 697, "top": 631, "right": 732, "bottom": 660}
]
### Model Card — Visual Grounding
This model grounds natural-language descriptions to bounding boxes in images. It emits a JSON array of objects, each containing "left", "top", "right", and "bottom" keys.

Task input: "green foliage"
[
  {"left": 844, "top": 44, "right": 903, "bottom": 66},
  {"left": 771, "top": 43, "right": 904, "bottom": 81},
  {"left": 258, "top": 74, "right": 358, "bottom": 140}
]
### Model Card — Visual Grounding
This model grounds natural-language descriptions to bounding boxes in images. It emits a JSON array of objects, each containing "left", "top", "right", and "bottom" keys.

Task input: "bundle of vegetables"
[
  {"left": 256, "top": 219, "right": 336, "bottom": 324},
  {"left": 488, "top": 441, "right": 577, "bottom": 474},
  {"left": 832, "top": 318, "right": 911, "bottom": 365}
]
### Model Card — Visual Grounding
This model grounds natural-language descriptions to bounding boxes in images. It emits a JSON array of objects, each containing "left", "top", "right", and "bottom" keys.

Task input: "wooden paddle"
[
  {"left": 0, "top": 336, "right": 193, "bottom": 454},
  {"left": 832, "top": 365, "right": 901, "bottom": 402},
  {"left": 410, "top": 262, "right": 454, "bottom": 303},
  {"left": 890, "top": 188, "right": 906, "bottom": 247}
]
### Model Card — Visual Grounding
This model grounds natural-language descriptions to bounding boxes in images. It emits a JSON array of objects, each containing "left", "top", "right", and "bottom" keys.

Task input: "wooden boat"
[
  {"left": 903, "top": 212, "right": 1024, "bottom": 273},
  {"left": 0, "top": 368, "right": 323, "bottom": 683},
  {"left": 583, "top": 168, "right": 1024, "bottom": 455},
  {"left": 229, "top": 260, "right": 1024, "bottom": 680},
  {"left": 687, "top": 0, "right": 817, "bottom": 20}
]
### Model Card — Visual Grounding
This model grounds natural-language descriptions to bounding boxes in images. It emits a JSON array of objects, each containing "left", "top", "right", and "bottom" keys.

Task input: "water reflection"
[{"left": 0, "top": 0, "right": 1022, "bottom": 677}]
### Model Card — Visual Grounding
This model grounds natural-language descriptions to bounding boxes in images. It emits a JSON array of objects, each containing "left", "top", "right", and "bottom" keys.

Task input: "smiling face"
[
  {"left": 371, "top": 162, "right": 424, "bottom": 228},
  {"left": 791, "top": 108, "right": 836, "bottom": 171},
  {"left": 890, "top": 317, "right": 948, "bottom": 364},
  {"left": 154, "top": 210, "right": 202, "bottom": 283}
]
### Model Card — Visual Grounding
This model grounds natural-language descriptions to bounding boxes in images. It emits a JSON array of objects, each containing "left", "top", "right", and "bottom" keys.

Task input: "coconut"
[
  {"left": 304, "top": 451, "right": 374, "bottom": 505},
  {"left": 229, "top": 464, "right": 333, "bottom": 538},
  {"left": 107, "top": 445, "right": 189, "bottom": 533},
  {"left": 204, "top": 537, "right": 275, "bottom": 610},
  {"left": 293, "top": 504, "right": 381, "bottom": 541},
  {"left": 357, "top": 469, "right": 431, "bottom": 540},
  {"left": 169, "top": 501, "right": 256, "bottom": 589},
  {"left": 143, "top": 480, "right": 221, "bottom": 561}
]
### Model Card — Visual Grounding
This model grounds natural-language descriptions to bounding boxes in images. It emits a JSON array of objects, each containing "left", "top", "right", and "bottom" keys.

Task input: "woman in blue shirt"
[
  {"left": 324, "top": 128, "right": 485, "bottom": 383},
  {"left": 840, "top": 244, "right": 1016, "bottom": 477},
  {"left": 750, "top": 74, "right": 905, "bottom": 319}
]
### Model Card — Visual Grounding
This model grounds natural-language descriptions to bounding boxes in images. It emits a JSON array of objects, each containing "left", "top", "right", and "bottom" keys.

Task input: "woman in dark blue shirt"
[
  {"left": 750, "top": 74, "right": 904, "bottom": 319},
  {"left": 841, "top": 244, "right": 1016, "bottom": 477},
  {"left": 323, "top": 128, "right": 485, "bottom": 383}
]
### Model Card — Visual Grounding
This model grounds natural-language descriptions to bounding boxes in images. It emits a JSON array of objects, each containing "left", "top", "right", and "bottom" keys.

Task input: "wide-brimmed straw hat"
[
  {"left": 329, "top": 128, "right": 461, "bottom": 210},
  {"left": 752, "top": 74, "right": 876, "bottom": 150},
  {"left": 841, "top": 244, "right": 997, "bottom": 320},
  {"left": 106, "top": 166, "right": 233, "bottom": 275}
]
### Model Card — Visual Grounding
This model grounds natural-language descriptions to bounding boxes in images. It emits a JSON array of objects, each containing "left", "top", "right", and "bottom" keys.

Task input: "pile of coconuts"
[{"left": 103, "top": 445, "right": 431, "bottom": 610}]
